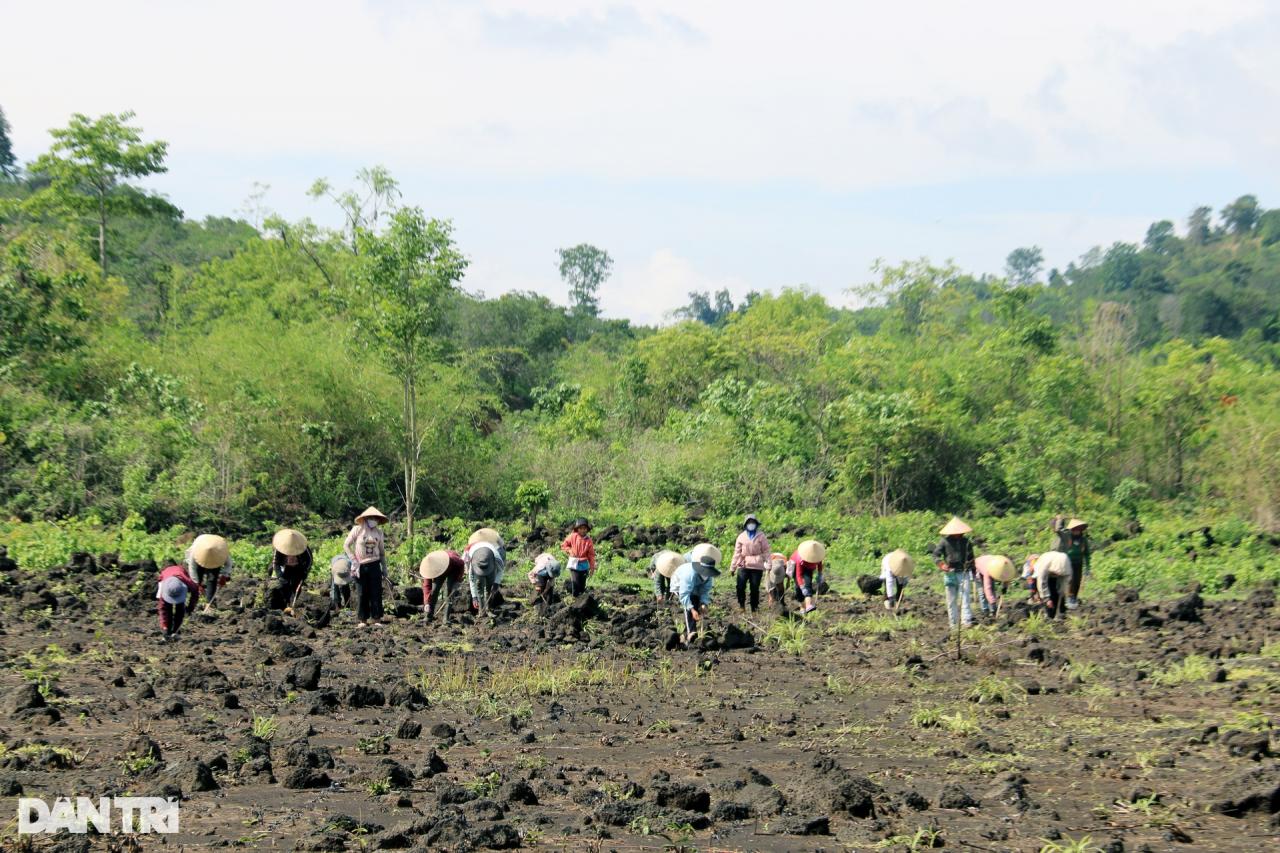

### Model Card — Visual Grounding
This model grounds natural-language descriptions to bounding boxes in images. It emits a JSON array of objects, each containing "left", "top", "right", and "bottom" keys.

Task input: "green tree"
[
  {"left": 309, "top": 166, "right": 401, "bottom": 253},
  {"left": 25, "top": 112, "right": 170, "bottom": 275},
  {"left": 514, "top": 479, "right": 551, "bottom": 526},
  {"left": 1186, "top": 205, "right": 1213, "bottom": 245},
  {"left": 1004, "top": 246, "right": 1044, "bottom": 285},
  {"left": 1144, "top": 220, "right": 1177, "bottom": 254},
  {"left": 356, "top": 207, "right": 469, "bottom": 565},
  {"left": 557, "top": 243, "right": 612, "bottom": 318},
  {"left": 1220, "top": 194, "right": 1260, "bottom": 236},
  {"left": 0, "top": 105, "right": 17, "bottom": 180}
]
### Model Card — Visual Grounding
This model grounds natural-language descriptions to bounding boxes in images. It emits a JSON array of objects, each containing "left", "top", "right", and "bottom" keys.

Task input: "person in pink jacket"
[{"left": 730, "top": 513, "right": 771, "bottom": 613}]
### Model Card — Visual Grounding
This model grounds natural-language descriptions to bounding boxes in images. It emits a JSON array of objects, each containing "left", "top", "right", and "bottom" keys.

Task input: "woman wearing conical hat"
[
  {"left": 650, "top": 550, "right": 684, "bottom": 603},
  {"left": 764, "top": 552, "right": 789, "bottom": 608},
  {"left": 974, "top": 554, "right": 1017, "bottom": 619},
  {"left": 880, "top": 549, "right": 915, "bottom": 611},
  {"left": 185, "top": 534, "right": 233, "bottom": 613},
  {"left": 789, "top": 540, "right": 826, "bottom": 615},
  {"left": 931, "top": 517, "right": 976, "bottom": 630},
  {"left": 420, "top": 549, "right": 465, "bottom": 622},
  {"left": 1051, "top": 516, "right": 1091, "bottom": 610},
  {"left": 270, "top": 529, "right": 313, "bottom": 616},
  {"left": 344, "top": 506, "right": 389, "bottom": 628}
]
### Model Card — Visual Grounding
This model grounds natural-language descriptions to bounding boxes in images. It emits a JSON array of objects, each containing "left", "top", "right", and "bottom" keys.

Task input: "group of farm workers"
[{"left": 152, "top": 506, "right": 1090, "bottom": 644}]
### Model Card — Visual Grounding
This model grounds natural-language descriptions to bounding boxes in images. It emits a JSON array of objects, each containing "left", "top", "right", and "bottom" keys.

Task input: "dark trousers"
[
  {"left": 357, "top": 560, "right": 384, "bottom": 622},
  {"left": 1068, "top": 562, "right": 1083, "bottom": 598},
  {"left": 331, "top": 582, "right": 353, "bottom": 610},
  {"left": 158, "top": 600, "right": 187, "bottom": 635},
  {"left": 735, "top": 569, "right": 762, "bottom": 611},
  {"left": 1045, "top": 574, "right": 1065, "bottom": 619},
  {"left": 684, "top": 594, "right": 703, "bottom": 635},
  {"left": 281, "top": 565, "right": 307, "bottom": 605},
  {"left": 196, "top": 568, "right": 221, "bottom": 604},
  {"left": 569, "top": 569, "right": 589, "bottom": 597},
  {"left": 426, "top": 577, "right": 461, "bottom": 619}
]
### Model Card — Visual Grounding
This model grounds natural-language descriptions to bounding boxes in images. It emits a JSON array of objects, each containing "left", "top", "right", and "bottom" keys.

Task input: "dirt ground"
[{"left": 0, "top": 549, "right": 1277, "bottom": 852}]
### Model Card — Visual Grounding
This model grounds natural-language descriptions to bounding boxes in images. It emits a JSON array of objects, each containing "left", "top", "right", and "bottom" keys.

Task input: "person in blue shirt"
[{"left": 671, "top": 543, "right": 721, "bottom": 644}]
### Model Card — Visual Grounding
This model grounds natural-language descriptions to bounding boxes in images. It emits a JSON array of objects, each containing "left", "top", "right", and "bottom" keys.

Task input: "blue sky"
[{"left": 4, "top": 0, "right": 1279, "bottom": 323}]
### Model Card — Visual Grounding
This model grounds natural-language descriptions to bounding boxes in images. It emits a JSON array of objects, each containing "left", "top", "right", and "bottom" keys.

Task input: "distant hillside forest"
[{"left": 2, "top": 109, "right": 1280, "bottom": 537}]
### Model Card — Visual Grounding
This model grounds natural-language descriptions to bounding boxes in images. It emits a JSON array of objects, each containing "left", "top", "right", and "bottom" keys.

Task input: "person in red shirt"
[
  {"left": 156, "top": 563, "right": 201, "bottom": 641},
  {"left": 561, "top": 518, "right": 597, "bottom": 597},
  {"left": 420, "top": 549, "right": 465, "bottom": 622},
  {"left": 789, "top": 540, "right": 826, "bottom": 614}
]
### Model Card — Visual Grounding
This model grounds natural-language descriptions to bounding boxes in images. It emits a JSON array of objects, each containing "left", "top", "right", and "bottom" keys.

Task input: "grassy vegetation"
[
  {"left": 1148, "top": 654, "right": 1215, "bottom": 687},
  {"left": 250, "top": 715, "right": 278, "bottom": 741}
]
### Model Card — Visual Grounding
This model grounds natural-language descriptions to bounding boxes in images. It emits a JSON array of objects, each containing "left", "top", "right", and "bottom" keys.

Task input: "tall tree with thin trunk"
[
  {"left": 356, "top": 207, "right": 468, "bottom": 571},
  {"left": 0, "top": 105, "right": 17, "bottom": 180},
  {"left": 557, "top": 243, "right": 612, "bottom": 318},
  {"left": 25, "top": 112, "right": 169, "bottom": 275}
]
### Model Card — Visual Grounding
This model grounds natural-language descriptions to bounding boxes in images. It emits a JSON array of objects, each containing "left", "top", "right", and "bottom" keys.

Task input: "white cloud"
[{"left": 601, "top": 249, "right": 753, "bottom": 325}]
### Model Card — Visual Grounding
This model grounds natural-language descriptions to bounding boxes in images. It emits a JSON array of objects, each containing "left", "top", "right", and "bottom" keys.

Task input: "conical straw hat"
[
  {"left": 690, "top": 542, "right": 722, "bottom": 566},
  {"left": 191, "top": 534, "right": 229, "bottom": 569},
  {"left": 939, "top": 517, "right": 972, "bottom": 536},
  {"left": 654, "top": 550, "right": 684, "bottom": 578},
  {"left": 797, "top": 540, "right": 826, "bottom": 564},
  {"left": 272, "top": 528, "right": 308, "bottom": 557},
  {"left": 468, "top": 527, "right": 502, "bottom": 547},
  {"left": 1066, "top": 518, "right": 1087, "bottom": 531},
  {"left": 976, "top": 554, "right": 1017, "bottom": 583},
  {"left": 420, "top": 550, "right": 453, "bottom": 579},
  {"left": 355, "top": 506, "right": 388, "bottom": 524},
  {"left": 330, "top": 555, "right": 352, "bottom": 586},
  {"left": 883, "top": 549, "right": 915, "bottom": 579}
]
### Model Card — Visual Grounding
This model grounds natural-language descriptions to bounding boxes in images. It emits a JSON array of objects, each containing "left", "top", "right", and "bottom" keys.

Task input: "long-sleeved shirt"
[
  {"left": 789, "top": 550, "right": 823, "bottom": 585},
  {"left": 731, "top": 530, "right": 771, "bottom": 571},
  {"left": 156, "top": 564, "right": 201, "bottom": 606},
  {"left": 1053, "top": 524, "right": 1091, "bottom": 574},
  {"left": 184, "top": 548, "right": 232, "bottom": 579},
  {"left": 974, "top": 564, "right": 1000, "bottom": 605},
  {"left": 931, "top": 536, "right": 976, "bottom": 573},
  {"left": 560, "top": 531, "right": 597, "bottom": 572},
  {"left": 272, "top": 547, "right": 313, "bottom": 578},
  {"left": 671, "top": 563, "right": 713, "bottom": 611},
  {"left": 344, "top": 524, "right": 386, "bottom": 565},
  {"left": 1033, "top": 551, "right": 1071, "bottom": 600}
]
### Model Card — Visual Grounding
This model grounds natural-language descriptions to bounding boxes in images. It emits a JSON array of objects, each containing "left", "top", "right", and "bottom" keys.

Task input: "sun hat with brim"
[
  {"left": 571, "top": 517, "right": 591, "bottom": 531},
  {"left": 693, "top": 556, "right": 721, "bottom": 578},
  {"left": 355, "top": 506, "right": 388, "bottom": 525},
  {"left": 420, "top": 550, "right": 452, "bottom": 580},
  {"left": 654, "top": 550, "right": 684, "bottom": 579},
  {"left": 191, "top": 534, "right": 229, "bottom": 569},
  {"left": 743, "top": 513, "right": 760, "bottom": 527},
  {"left": 1035, "top": 551, "right": 1071, "bottom": 577},
  {"left": 330, "top": 555, "right": 353, "bottom": 586},
  {"left": 1066, "top": 518, "right": 1088, "bottom": 531},
  {"left": 468, "top": 527, "right": 502, "bottom": 547},
  {"left": 797, "top": 540, "right": 826, "bottom": 564},
  {"left": 883, "top": 549, "right": 915, "bottom": 579},
  {"left": 690, "top": 543, "right": 722, "bottom": 567},
  {"left": 272, "top": 528, "right": 308, "bottom": 557},
  {"left": 160, "top": 576, "right": 189, "bottom": 605},
  {"left": 939, "top": 517, "right": 972, "bottom": 536},
  {"left": 976, "top": 554, "right": 1017, "bottom": 583}
]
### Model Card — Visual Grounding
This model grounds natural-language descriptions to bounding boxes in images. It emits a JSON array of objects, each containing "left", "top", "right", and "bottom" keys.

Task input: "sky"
[{"left": 4, "top": 0, "right": 1279, "bottom": 324}]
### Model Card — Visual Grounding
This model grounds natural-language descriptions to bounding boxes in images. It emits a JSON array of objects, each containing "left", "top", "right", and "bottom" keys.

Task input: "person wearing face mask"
[
  {"left": 344, "top": 506, "right": 389, "bottom": 628},
  {"left": 730, "top": 513, "right": 770, "bottom": 613}
]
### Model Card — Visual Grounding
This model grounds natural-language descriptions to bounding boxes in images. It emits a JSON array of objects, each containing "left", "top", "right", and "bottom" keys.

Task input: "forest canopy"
[{"left": 2, "top": 110, "right": 1280, "bottom": 547}]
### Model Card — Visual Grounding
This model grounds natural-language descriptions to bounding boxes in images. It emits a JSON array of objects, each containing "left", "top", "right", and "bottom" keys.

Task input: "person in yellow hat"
[
  {"left": 270, "top": 529, "right": 313, "bottom": 616},
  {"left": 931, "top": 517, "right": 976, "bottom": 629},
  {"left": 1052, "top": 516, "right": 1091, "bottom": 610},
  {"left": 344, "top": 506, "right": 389, "bottom": 627},
  {"left": 185, "top": 534, "right": 232, "bottom": 612},
  {"left": 880, "top": 549, "right": 915, "bottom": 611},
  {"left": 420, "top": 549, "right": 465, "bottom": 622}
]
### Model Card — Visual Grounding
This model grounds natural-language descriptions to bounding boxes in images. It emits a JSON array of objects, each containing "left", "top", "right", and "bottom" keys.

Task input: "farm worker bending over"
[
  {"left": 421, "top": 549, "right": 465, "bottom": 622},
  {"left": 730, "top": 513, "right": 770, "bottom": 613},
  {"left": 561, "top": 518, "right": 597, "bottom": 597},
  {"left": 156, "top": 563, "right": 200, "bottom": 641},
  {"left": 465, "top": 528, "right": 506, "bottom": 615},
  {"left": 932, "top": 517, "right": 976, "bottom": 629},
  {"left": 672, "top": 543, "right": 721, "bottom": 644},
  {"left": 974, "top": 554, "right": 1017, "bottom": 618},
  {"left": 880, "top": 549, "right": 915, "bottom": 610},
  {"left": 527, "top": 552, "right": 562, "bottom": 607},
  {"left": 330, "top": 555, "right": 355, "bottom": 611},
  {"left": 650, "top": 550, "right": 683, "bottom": 602},
  {"left": 186, "top": 534, "right": 232, "bottom": 613},
  {"left": 270, "top": 528, "right": 312, "bottom": 616},
  {"left": 765, "top": 552, "right": 789, "bottom": 607},
  {"left": 1033, "top": 551, "right": 1071, "bottom": 619},
  {"left": 344, "top": 506, "right": 389, "bottom": 628},
  {"left": 1052, "top": 517, "right": 1091, "bottom": 610},
  {"left": 790, "top": 540, "right": 826, "bottom": 614}
]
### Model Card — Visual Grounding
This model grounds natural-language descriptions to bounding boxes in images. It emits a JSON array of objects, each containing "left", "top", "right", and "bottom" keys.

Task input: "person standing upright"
[
  {"left": 730, "top": 513, "right": 770, "bottom": 613},
  {"left": 1053, "top": 517, "right": 1091, "bottom": 610},
  {"left": 344, "top": 506, "right": 389, "bottom": 628},
  {"left": 561, "top": 518, "right": 597, "bottom": 597},
  {"left": 932, "top": 517, "right": 976, "bottom": 630}
]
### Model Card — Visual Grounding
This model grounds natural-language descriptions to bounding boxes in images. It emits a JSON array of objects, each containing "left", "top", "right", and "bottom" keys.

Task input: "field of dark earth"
[{"left": 0, "top": 544, "right": 1277, "bottom": 852}]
